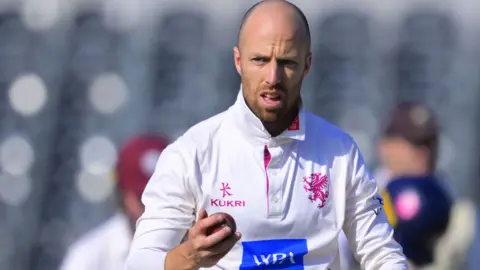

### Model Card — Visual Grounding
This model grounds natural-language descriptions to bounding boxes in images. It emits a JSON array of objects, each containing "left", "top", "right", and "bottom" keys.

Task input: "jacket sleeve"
[
  {"left": 342, "top": 140, "right": 408, "bottom": 270},
  {"left": 125, "top": 142, "right": 196, "bottom": 270}
]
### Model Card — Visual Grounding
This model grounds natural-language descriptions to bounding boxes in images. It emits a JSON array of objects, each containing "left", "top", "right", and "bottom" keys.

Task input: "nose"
[{"left": 266, "top": 60, "right": 282, "bottom": 86}]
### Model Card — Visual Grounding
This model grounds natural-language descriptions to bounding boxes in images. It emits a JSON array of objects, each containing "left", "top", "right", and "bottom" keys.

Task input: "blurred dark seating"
[
  {"left": 29, "top": 11, "right": 121, "bottom": 270},
  {"left": 311, "top": 10, "right": 372, "bottom": 124},
  {"left": 151, "top": 10, "right": 208, "bottom": 108},
  {"left": 395, "top": 9, "right": 455, "bottom": 102}
]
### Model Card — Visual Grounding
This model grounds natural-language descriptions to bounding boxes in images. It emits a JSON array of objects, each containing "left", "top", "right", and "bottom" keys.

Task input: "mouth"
[{"left": 259, "top": 92, "right": 284, "bottom": 109}]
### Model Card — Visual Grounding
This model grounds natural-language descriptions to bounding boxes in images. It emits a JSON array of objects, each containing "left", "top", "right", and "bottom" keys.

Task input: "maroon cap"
[
  {"left": 384, "top": 102, "right": 439, "bottom": 146},
  {"left": 116, "top": 134, "right": 169, "bottom": 198}
]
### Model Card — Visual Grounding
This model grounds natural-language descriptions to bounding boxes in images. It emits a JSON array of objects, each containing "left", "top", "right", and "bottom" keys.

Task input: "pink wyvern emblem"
[{"left": 303, "top": 173, "right": 329, "bottom": 209}]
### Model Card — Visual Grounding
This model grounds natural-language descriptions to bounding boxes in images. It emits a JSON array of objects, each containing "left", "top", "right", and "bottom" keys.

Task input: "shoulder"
[
  {"left": 165, "top": 110, "right": 231, "bottom": 159},
  {"left": 304, "top": 111, "right": 357, "bottom": 153}
]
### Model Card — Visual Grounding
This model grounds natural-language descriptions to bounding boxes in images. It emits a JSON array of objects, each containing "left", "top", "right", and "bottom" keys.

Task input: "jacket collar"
[{"left": 230, "top": 86, "right": 306, "bottom": 145}]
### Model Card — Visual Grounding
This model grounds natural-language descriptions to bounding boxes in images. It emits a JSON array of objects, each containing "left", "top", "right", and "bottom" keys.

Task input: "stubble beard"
[{"left": 242, "top": 78, "right": 303, "bottom": 136}]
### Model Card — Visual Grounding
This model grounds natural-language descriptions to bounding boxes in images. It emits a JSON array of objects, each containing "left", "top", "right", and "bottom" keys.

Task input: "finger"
[
  {"left": 194, "top": 233, "right": 242, "bottom": 265},
  {"left": 188, "top": 209, "right": 206, "bottom": 239},
  {"left": 198, "top": 208, "right": 208, "bottom": 221},
  {"left": 208, "top": 233, "right": 242, "bottom": 255},
  {"left": 195, "top": 234, "right": 240, "bottom": 264},
  {"left": 195, "top": 214, "right": 225, "bottom": 235},
  {"left": 202, "top": 225, "right": 235, "bottom": 248}
]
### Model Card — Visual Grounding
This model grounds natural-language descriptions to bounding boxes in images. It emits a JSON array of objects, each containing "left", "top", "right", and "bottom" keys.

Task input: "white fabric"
[
  {"left": 338, "top": 166, "right": 391, "bottom": 270},
  {"left": 60, "top": 212, "right": 131, "bottom": 270},
  {"left": 373, "top": 167, "right": 392, "bottom": 192},
  {"left": 338, "top": 232, "right": 361, "bottom": 270},
  {"left": 126, "top": 89, "right": 407, "bottom": 270}
]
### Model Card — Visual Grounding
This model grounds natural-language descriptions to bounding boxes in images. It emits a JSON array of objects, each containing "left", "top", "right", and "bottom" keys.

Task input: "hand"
[{"left": 183, "top": 209, "right": 242, "bottom": 268}]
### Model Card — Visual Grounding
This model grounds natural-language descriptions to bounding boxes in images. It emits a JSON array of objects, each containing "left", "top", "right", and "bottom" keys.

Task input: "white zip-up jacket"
[{"left": 126, "top": 90, "right": 407, "bottom": 270}]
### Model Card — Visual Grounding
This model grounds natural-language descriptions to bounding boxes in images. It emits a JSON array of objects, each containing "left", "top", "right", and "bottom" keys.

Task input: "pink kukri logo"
[
  {"left": 210, "top": 182, "right": 246, "bottom": 207},
  {"left": 303, "top": 173, "right": 329, "bottom": 209},
  {"left": 220, "top": 182, "right": 232, "bottom": 198}
]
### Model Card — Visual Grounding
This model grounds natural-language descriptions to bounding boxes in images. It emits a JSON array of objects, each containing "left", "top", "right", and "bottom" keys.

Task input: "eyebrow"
[{"left": 250, "top": 52, "right": 300, "bottom": 59}]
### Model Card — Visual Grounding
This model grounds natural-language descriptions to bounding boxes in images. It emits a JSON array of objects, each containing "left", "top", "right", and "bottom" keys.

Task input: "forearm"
[
  {"left": 125, "top": 248, "right": 167, "bottom": 270},
  {"left": 126, "top": 243, "right": 198, "bottom": 270},
  {"left": 346, "top": 212, "right": 407, "bottom": 269},
  {"left": 165, "top": 243, "right": 198, "bottom": 270}
]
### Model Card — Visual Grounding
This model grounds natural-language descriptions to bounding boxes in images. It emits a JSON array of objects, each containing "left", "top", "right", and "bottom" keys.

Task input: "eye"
[
  {"left": 279, "top": 59, "right": 297, "bottom": 67},
  {"left": 252, "top": 57, "right": 269, "bottom": 64}
]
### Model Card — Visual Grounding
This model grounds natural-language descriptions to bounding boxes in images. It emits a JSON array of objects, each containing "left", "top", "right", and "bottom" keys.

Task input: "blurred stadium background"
[{"left": 0, "top": 0, "right": 479, "bottom": 269}]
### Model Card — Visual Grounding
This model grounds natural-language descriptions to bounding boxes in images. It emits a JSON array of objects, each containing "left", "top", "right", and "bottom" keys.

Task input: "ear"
[
  {"left": 233, "top": 46, "right": 242, "bottom": 76},
  {"left": 303, "top": 52, "right": 312, "bottom": 77}
]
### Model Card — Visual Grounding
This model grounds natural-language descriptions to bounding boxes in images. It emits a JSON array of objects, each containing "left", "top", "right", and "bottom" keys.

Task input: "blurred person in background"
[
  {"left": 59, "top": 135, "right": 168, "bottom": 270},
  {"left": 339, "top": 102, "right": 476, "bottom": 269},
  {"left": 381, "top": 174, "right": 476, "bottom": 270},
  {"left": 375, "top": 103, "right": 474, "bottom": 269},
  {"left": 374, "top": 102, "right": 440, "bottom": 191}
]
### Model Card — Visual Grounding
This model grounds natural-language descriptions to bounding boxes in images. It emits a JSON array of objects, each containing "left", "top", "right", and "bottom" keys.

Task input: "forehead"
[{"left": 240, "top": 11, "right": 306, "bottom": 55}]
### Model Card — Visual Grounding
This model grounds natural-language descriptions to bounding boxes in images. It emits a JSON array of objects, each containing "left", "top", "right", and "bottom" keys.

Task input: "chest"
[{"left": 197, "top": 140, "right": 345, "bottom": 240}]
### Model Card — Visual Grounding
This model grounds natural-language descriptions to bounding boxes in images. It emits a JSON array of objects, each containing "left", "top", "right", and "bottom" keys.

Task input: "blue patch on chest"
[{"left": 240, "top": 239, "right": 308, "bottom": 269}]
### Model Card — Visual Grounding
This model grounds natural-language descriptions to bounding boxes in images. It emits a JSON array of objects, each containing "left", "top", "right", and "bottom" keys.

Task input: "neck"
[{"left": 263, "top": 103, "right": 300, "bottom": 137}]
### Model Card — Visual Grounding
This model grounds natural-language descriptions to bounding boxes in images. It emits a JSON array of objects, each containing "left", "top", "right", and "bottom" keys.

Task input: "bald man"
[{"left": 126, "top": 1, "right": 407, "bottom": 269}]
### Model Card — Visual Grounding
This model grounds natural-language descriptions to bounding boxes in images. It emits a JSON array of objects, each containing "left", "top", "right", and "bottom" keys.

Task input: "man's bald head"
[
  {"left": 232, "top": 0, "right": 313, "bottom": 136},
  {"left": 238, "top": 0, "right": 311, "bottom": 51}
]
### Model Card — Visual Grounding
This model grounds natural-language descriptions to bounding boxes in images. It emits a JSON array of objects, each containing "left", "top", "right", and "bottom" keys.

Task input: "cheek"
[
  {"left": 380, "top": 143, "right": 401, "bottom": 162},
  {"left": 284, "top": 69, "right": 305, "bottom": 87},
  {"left": 390, "top": 145, "right": 418, "bottom": 164},
  {"left": 285, "top": 67, "right": 300, "bottom": 78},
  {"left": 241, "top": 69, "right": 264, "bottom": 89},
  {"left": 240, "top": 77, "right": 258, "bottom": 105}
]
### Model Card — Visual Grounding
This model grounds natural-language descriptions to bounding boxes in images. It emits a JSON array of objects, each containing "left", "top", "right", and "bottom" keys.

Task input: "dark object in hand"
[{"left": 206, "top": 212, "right": 236, "bottom": 235}]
